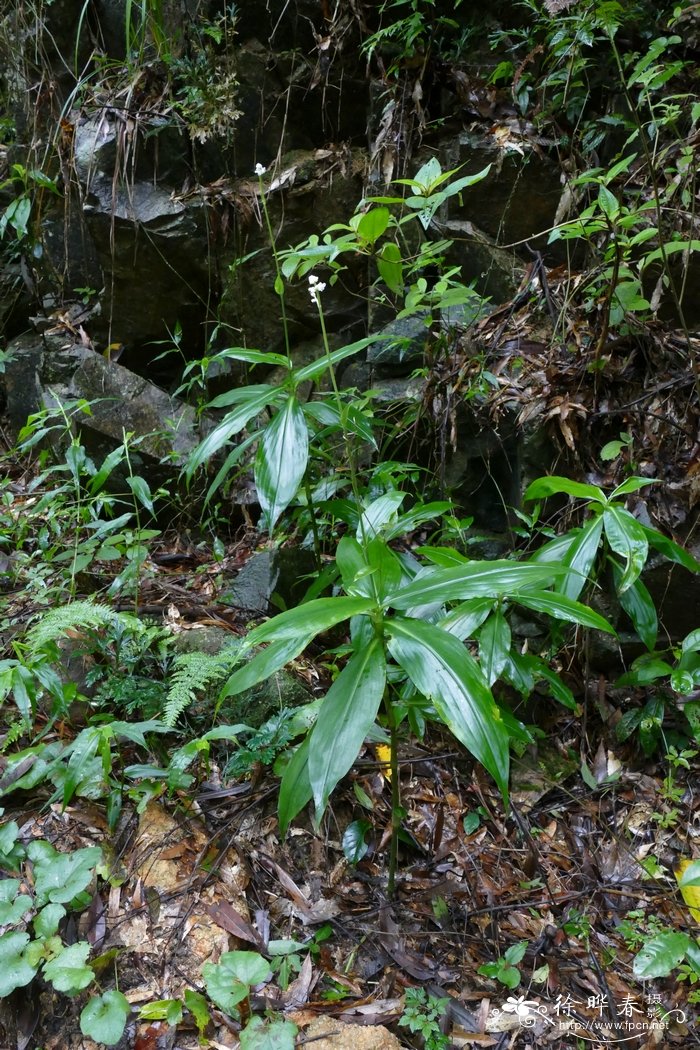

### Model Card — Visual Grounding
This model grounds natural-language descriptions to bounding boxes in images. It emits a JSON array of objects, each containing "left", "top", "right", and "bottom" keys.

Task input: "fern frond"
[
  {"left": 0, "top": 718, "right": 31, "bottom": 752},
  {"left": 163, "top": 643, "right": 241, "bottom": 727},
  {"left": 25, "top": 600, "right": 136, "bottom": 651}
]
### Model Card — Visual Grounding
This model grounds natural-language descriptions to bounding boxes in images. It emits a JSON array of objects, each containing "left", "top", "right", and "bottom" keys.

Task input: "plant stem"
[
  {"left": 257, "top": 174, "right": 292, "bottom": 359},
  {"left": 303, "top": 475, "right": 323, "bottom": 570},
  {"left": 383, "top": 684, "right": 401, "bottom": 898}
]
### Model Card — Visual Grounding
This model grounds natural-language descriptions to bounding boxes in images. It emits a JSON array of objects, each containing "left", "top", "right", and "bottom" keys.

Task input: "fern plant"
[
  {"left": 24, "top": 601, "right": 131, "bottom": 652},
  {"left": 163, "top": 643, "right": 241, "bottom": 727}
]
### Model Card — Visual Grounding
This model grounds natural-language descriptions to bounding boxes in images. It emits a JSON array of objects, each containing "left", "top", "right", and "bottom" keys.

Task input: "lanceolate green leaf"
[
  {"left": 219, "top": 636, "right": 314, "bottom": 702},
  {"left": 186, "top": 386, "right": 282, "bottom": 479},
  {"left": 603, "top": 505, "right": 648, "bottom": 592},
  {"left": 558, "top": 516, "right": 603, "bottom": 600},
  {"left": 512, "top": 591, "right": 615, "bottom": 633},
  {"left": 294, "top": 337, "right": 380, "bottom": 383},
  {"left": 478, "top": 611, "right": 511, "bottom": 685},
  {"left": 218, "top": 348, "right": 291, "bottom": 368},
  {"left": 308, "top": 638, "right": 386, "bottom": 814},
  {"left": 610, "top": 476, "right": 657, "bottom": 499},
  {"left": 358, "top": 491, "right": 406, "bottom": 540},
  {"left": 255, "top": 396, "right": 309, "bottom": 530},
  {"left": 525, "top": 476, "right": 606, "bottom": 504},
  {"left": 386, "top": 617, "right": 510, "bottom": 798},
  {"left": 612, "top": 560, "right": 657, "bottom": 650},
  {"left": 389, "top": 562, "right": 560, "bottom": 610},
  {"left": 337, "top": 536, "right": 403, "bottom": 603},
  {"left": 247, "top": 597, "right": 375, "bottom": 646},
  {"left": 642, "top": 525, "right": 700, "bottom": 574},
  {"left": 278, "top": 737, "right": 313, "bottom": 837},
  {"left": 439, "top": 597, "right": 494, "bottom": 640}
]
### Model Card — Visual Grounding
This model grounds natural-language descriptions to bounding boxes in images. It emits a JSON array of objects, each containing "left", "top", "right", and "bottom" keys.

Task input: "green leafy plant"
[
  {"left": 616, "top": 628, "right": 700, "bottom": 750},
  {"left": 0, "top": 818, "right": 129, "bottom": 1046},
  {"left": 526, "top": 475, "right": 700, "bottom": 652},
  {"left": 477, "top": 940, "right": 528, "bottom": 989},
  {"left": 399, "top": 987, "right": 449, "bottom": 1050},
  {"left": 0, "top": 163, "right": 60, "bottom": 247}
]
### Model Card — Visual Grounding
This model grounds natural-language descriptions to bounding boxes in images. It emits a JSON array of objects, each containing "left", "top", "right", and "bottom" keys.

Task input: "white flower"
[
  {"left": 308, "top": 275, "right": 326, "bottom": 303},
  {"left": 254, "top": 163, "right": 267, "bottom": 176}
]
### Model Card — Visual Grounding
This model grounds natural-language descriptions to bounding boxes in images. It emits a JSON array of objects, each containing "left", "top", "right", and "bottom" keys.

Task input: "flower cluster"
[
  {"left": 308, "top": 274, "right": 326, "bottom": 304},
  {"left": 254, "top": 163, "right": 267, "bottom": 176}
]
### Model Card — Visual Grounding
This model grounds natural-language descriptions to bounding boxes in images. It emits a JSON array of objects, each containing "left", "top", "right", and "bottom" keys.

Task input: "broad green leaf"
[
  {"left": 683, "top": 628, "right": 700, "bottom": 653},
  {"left": 342, "top": 820, "right": 372, "bottom": 863},
  {"left": 278, "top": 738, "right": 313, "bottom": 837},
  {"left": 247, "top": 597, "right": 375, "bottom": 645},
  {"left": 439, "top": 597, "right": 494, "bottom": 640},
  {"left": 337, "top": 536, "right": 403, "bottom": 602},
  {"left": 34, "top": 903, "right": 66, "bottom": 939},
  {"left": 308, "top": 638, "right": 386, "bottom": 813},
  {"left": 44, "top": 941, "right": 94, "bottom": 994},
  {"left": 512, "top": 591, "right": 615, "bottom": 633},
  {"left": 558, "top": 516, "right": 603, "bottom": 600},
  {"left": 139, "top": 1000, "right": 183, "bottom": 1025},
  {"left": 357, "top": 491, "right": 406, "bottom": 540},
  {"left": 389, "top": 562, "right": 560, "bottom": 610},
  {"left": 126, "top": 475, "right": 154, "bottom": 514},
  {"left": 525, "top": 476, "right": 606, "bottom": 504},
  {"left": 80, "top": 990, "right": 130, "bottom": 1046},
  {"left": 377, "top": 241, "right": 403, "bottom": 293},
  {"left": 616, "top": 656, "right": 673, "bottom": 686},
  {"left": 356, "top": 207, "right": 390, "bottom": 243},
  {"left": 203, "top": 952, "right": 271, "bottom": 1015},
  {"left": 240, "top": 1016, "right": 298, "bottom": 1050},
  {"left": 0, "top": 818, "right": 20, "bottom": 852},
  {"left": 597, "top": 183, "right": 619, "bottom": 220},
  {"left": 478, "top": 611, "right": 511, "bottom": 685},
  {"left": 633, "top": 932, "right": 691, "bottom": 978},
  {"left": 219, "top": 636, "right": 315, "bottom": 701},
  {"left": 28, "top": 842, "right": 102, "bottom": 905},
  {"left": 679, "top": 860, "right": 700, "bottom": 888},
  {"left": 530, "top": 531, "right": 579, "bottom": 566},
  {"left": 642, "top": 526, "right": 700, "bottom": 573},
  {"left": 186, "top": 386, "right": 281, "bottom": 478},
  {"left": 0, "top": 931, "right": 37, "bottom": 996},
  {"left": 0, "top": 880, "right": 32, "bottom": 925},
  {"left": 255, "top": 396, "right": 308, "bottom": 531},
  {"left": 612, "top": 560, "right": 657, "bottom": 650},
  {"left": 386, "top": 618, "right": 510, "bottom": 797},
  {"left": 603, "top": 506, "right": 648, "bottom": 592},
  {"left": 641, "top": 238, "right": 700, "bottom": 272}
]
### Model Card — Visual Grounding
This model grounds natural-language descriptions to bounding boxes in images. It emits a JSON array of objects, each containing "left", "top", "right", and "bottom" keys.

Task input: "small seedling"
[
  {"left": 477, "top": 940, "right": 527, "bottom": 989},
  {"left": 399, "top": 987, "right": 449, "bottom": 1050}
]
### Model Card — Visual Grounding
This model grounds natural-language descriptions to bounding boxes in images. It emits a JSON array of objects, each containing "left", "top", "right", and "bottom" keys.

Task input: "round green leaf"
[
  {"left": 80, "top": 990, "right": 130, "bottom": 1046},
  {"left": 44, "top": 941, "right": 94, "bottom": 994},
  {"left": 0, "top": 931, "right": 38, "bottom": 996}
]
